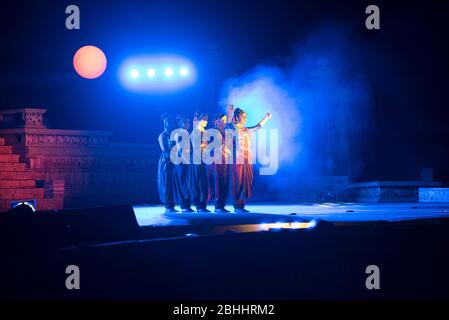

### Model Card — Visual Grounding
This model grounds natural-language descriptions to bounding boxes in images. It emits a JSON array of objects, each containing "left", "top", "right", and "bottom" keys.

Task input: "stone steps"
[
  {"left": 0, "top": 171, "right": 45, "bottom": 180},
  {"left": 0, "top": 180, "right": 37, "bottom": 188},
  {"left": 0, "top": 137, "right": 47, "bottom": 211},
  {"left": 0, "top": 188, "right": 45, "bottom": 200},
  {"left": 0, "top": 146, "right": 13, "bottom": 154},
  {"left": 0, "top": 154, "right": 20, "bottom": 162},
  {"left": 0, "top": 162, "right": 26, "bottom": 172}
]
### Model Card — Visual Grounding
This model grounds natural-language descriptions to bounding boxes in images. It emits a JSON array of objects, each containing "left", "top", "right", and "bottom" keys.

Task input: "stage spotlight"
[
  {"left": 308, "top": 220, "right": 317, "bottom": 229},
  {"left": 164, "top": 67, "right": 174, "bottom": 77},
  {"left": 147, "top": 68, "right": 156, "bottom": 78},
  {"left": 119, "top": 55, "right": 196, "bottom": 92},
  {"left": 10, "top": 200, "right": 36, "bottom": 213},
  {"left": 290, "top": 222, "right": 302, "bottom": 229},
  {"left": 259, "top": 221, "right": 313, "bottom": 231},
  {"left": 185, "top": 233, "right": 199, "bottom": 237},
  {"left": 130, "top": 69, "right": 140, "bottom": 79},
  {"left": 179, "top": 67, "right": 189, "bottom": 76},
  {"left": 274, "top": 222, "right": 283, "bottom": 229}
]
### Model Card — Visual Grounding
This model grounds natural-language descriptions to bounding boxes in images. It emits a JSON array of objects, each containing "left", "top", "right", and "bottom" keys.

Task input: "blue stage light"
[
  {"left": 120, "top": 55, "right": 196, "bottom": 92},
  {"left": 274, "top": 222, "right": 283, "bottom": 229},
  {"left": 290, "top": 222, "right": 302, "bottom": 229},
  {"left": 130, "top": 69, "right": 140, "bottom": 79},
  {"left": 179, "top": 67, "right": 189, "bottom": 76},
  {"left": 146, "top": 68, "right": 156, "bottom": 78},
  {"left": 308, "top": 220, "right": 317, "bottom": 229},
  {"left": 10, "top": 200, "right": 36, "bottom": 212},
  {"left": 164, "top": 68, "right": 174, "bottom": 77}
]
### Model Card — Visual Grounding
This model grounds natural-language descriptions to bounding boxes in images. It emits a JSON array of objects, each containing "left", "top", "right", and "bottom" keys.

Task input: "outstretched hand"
[{"left": 265, "top": 112, "right": 272, "bottom": 119}]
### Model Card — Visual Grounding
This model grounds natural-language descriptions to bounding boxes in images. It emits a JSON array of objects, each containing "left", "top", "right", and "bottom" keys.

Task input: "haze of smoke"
[{"left": 220, "top": 24, "right": 372, "bottom": 195}]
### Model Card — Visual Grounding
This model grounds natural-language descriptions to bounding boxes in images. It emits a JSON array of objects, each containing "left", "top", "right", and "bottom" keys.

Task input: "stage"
[{"left": 133, "top": 202, "right": 449, "bottom": 228}]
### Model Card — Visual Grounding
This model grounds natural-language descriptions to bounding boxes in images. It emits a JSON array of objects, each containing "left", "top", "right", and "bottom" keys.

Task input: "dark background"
[{"left": 0, "top": 0, "right": 448, "bottom": 182}]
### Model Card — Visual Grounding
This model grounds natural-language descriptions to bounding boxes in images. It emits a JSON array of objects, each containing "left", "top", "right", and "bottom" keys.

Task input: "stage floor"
[{"left": 132, "top": 202, "right": 449, "bottom": 228}]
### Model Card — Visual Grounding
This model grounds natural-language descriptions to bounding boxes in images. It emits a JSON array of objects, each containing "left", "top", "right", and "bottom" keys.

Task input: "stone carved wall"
[
  {"left": 419, "top": 188, "right": 449, "bottom": 202},
  {"left": 24, "top": 112, "right": 45, "bottom": 128},
  {"left": 29, "top": 156, "right": 151, "bottom": 170},
  {"left": 25, "top": 134, "right": 109, "bottom": 146},
  {"left": 355, "top": 187, "right": 418, "bottom": 202},
  {"left": 25, "top": 144, "right": 159, "bottom": 208},
  {"left": 346, "top": 181, "right": 443, "bottom": 202},
  {"left": 0, "top": 108, "right": 159, "bottom": 210}
]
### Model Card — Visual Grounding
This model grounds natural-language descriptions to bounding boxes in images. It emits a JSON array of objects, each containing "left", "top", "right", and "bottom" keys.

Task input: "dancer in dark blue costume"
[
  {"left": 209, "top": 105, "right": 235, "bottom": 212},
  {"left": 173, "top": 115, "right": 195, "bottom": 212},
  {"left": 157, "top": 114, "right": 178, "bottom": 213},
  {"left": 190, "top": 112, "right": 211, "bottom": 212}
]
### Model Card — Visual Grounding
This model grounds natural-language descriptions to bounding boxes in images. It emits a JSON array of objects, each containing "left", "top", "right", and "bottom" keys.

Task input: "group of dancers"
[{"left": 158, "top": 104, "right": 272, "bottom": 213}]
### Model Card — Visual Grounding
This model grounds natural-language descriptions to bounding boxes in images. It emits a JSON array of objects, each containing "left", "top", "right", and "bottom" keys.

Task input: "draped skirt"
[
  {"left": 209, "top": 163, "right": 230, "bottom": 209},
  {"left": 157, "top": 153, "right": 175, "bottom": 208},
  {"left": 190, "top": 163, "right": 209, "bottom": 209},
  {"left": 231, "top": 163, "right": 253, "bottom": 208},
  {"left": 173, "top": 163, "right": 192, "bottom": 208}
]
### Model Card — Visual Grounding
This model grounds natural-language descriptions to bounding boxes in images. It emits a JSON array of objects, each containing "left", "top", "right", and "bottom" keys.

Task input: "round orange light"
[{"left": 73, "top": 45, "right": 107, "bottom": 79}]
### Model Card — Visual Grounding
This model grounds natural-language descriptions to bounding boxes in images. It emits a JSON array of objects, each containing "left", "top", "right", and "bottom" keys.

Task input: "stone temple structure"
[{"left": 0, "top": 108, "right": 158, "bottom": 211}]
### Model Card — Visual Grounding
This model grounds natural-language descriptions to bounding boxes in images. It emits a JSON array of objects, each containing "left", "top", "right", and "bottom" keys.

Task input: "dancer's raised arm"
[
  {"left": 226, "top": 104, "right": 234, "bottom": 124},
  {"left": 248, "top": 112, "right": 272, "bottom": 131}
]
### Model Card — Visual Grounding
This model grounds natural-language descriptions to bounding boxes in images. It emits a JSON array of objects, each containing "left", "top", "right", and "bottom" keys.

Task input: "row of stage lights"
[
  {"left": 129, "top": 66, "right": 190, "bottom": 80},
  {"left": 120, "top": 55, "right": 196, "bottom": 91}
]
